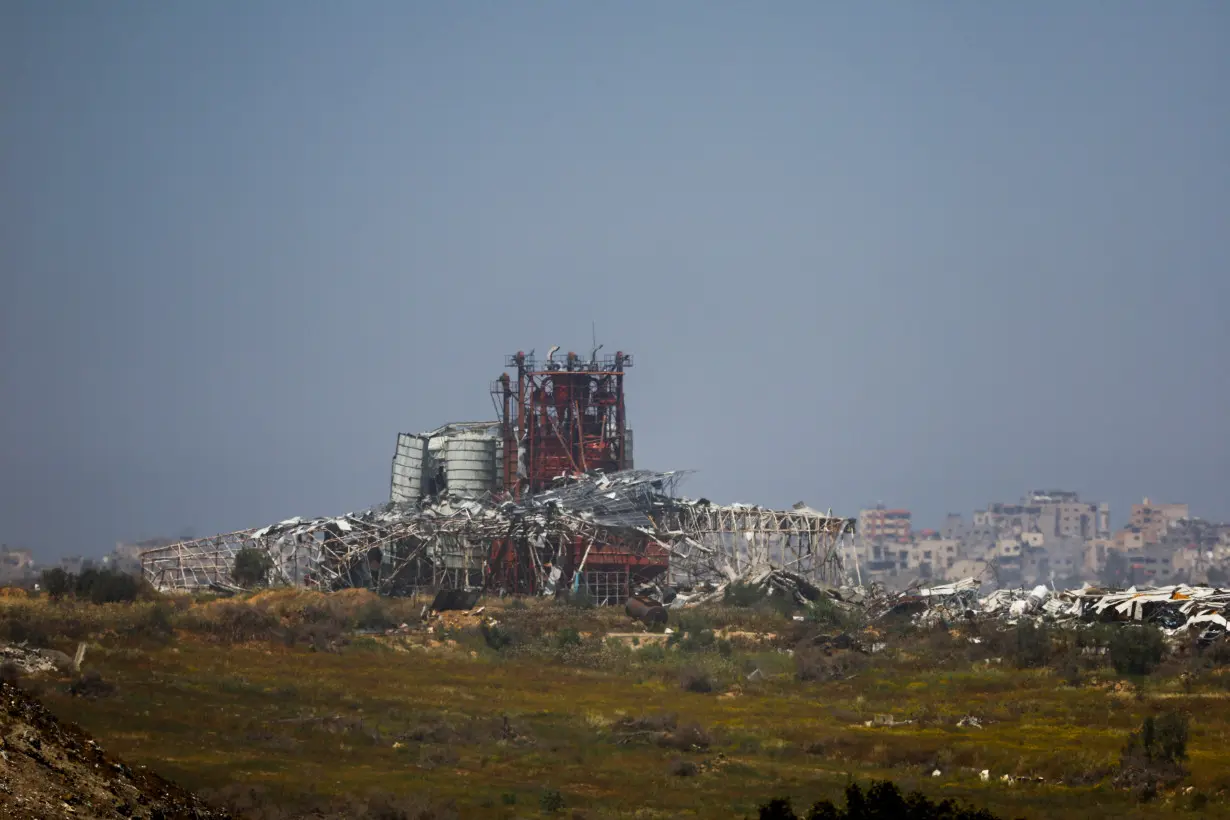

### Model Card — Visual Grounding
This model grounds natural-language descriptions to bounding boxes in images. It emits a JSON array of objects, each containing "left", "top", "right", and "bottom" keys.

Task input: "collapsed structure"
[
  {"left": 142, "top": 348, "right": 857, "bottom": 600},
  {"left": 899, "top": 580, "right": 1230, "bottom": 642}
]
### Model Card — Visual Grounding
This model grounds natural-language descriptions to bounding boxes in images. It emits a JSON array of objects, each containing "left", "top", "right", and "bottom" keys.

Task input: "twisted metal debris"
[
  {"left": 882, "top": 579, "right": 1230, "bottom": 643},
  {"left": 140, "top": 470, "right": 857, "bottom": 597}
]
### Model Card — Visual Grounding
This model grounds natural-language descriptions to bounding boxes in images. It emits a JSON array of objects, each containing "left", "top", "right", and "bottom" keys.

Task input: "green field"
[{"left": 6, "top": 590, "right": 1230, "bottom": 818}]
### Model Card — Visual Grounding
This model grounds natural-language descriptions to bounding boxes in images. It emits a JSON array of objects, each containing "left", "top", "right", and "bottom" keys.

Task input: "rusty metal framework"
[
  {"left": 493, "top": 349, "right": 633, "bottom": 497},
  {"left": 141, "top": 471, "right": 855, "bottom": 598}
]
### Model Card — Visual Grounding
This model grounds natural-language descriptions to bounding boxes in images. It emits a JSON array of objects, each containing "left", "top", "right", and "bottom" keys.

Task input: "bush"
[
  {"left": 1117, "top": 711, "right": 1189, "bottom": 790},
  {"left": 724, "top": 582, "right": 766, "bottom": 608},
  {"left": 481, "top": 622, "right": 521, "bottom": 652},
  {"left": 671, "top": 628, "right": 718, "bottom": 653},
  {"left": 355, "top": 599, "right": 395, "bottom": 630},
  {"left": 539, "top": 788, "right": 565, "bottom": 813},
  {"left": 188, "top": 602, "right": 281, "bottom": 643},
  {"left": 1008, "top": 621, "right": 1052, "bottom": 669},
  {"left": 679, "top": 666, "right": 714, "bottom": 693},
  {"left": 41, "top": 568, "right": 74, "bottom": 601},
  {"left": 556, "top": 627, "right": 582, "bottom": 649},
  {"left": 232, "top": 547, "right": 275, "bottom": 588},
  {"left": 669, "top": 758, "right": 698, "bottom": 777},
  {"left": 796, "top": 649, "right": 867, "bottom": 682},
  {"left": 618, "top": 712, "right": 677, "bottom": 733},
  {"left": 1123, "top": 711, "right": 1188, "bottom": 766},
  {"left": 1110, "top": 626, "right": 1166, "bottom": 676},
  {"left": 69, "top": 669, "right": 116, "bottom": 698},
  {"left": 659, "top": 722, "right": 711, "bottom": 751},
  {"left": 805, "top": 596, "right": 855, "bottom": 630},
  {"left": 566, "top": 588, "right": 595, "bottom": 609},
  {"left": 757, "top": 780, "right": 1010, "bottom": 820},
  {"left": 78, "top": 568, "right": 145, "bottom": 604},
  {"left": 138, "top": 603, "right": 175, "bottom": 642}
]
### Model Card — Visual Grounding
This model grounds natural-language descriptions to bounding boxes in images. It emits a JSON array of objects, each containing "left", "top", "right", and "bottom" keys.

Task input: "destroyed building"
[{"left": 141, "top": 348, "right": 858, "bottom": 601}]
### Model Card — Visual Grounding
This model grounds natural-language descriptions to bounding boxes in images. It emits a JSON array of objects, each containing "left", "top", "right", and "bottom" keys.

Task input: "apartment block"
[
  {"left": 859, "top": 506, "right": 912, "bottom": 543},
  {"left": 974, "top": 490, "right": 1108, "bottom": 540},
  {"left": 1130, "top": 498, "right": 1190, "bottom": 545}
]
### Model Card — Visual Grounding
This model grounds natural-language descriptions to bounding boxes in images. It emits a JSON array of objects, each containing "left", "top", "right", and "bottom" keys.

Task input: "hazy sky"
[{"left": 2, "top": 2, "right": 1227, "bottom": 559}]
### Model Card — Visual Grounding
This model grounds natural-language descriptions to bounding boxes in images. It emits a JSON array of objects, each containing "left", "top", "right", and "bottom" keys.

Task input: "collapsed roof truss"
[{"left": 140, "top": 471, "right": 856, "bottom": 596}]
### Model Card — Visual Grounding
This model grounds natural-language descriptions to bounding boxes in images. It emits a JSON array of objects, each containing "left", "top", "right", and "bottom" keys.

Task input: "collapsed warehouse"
[{"left": 141, "top": 348, "right": 858, "bottom": 601}]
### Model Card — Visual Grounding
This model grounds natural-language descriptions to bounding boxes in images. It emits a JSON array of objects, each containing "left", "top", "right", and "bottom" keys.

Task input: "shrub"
[
  {"left": 69, "top": 669, "right": 116, "bottom": 698},
  {"left": 618, "top": 712, "right": 677, "bottom": 733},
  {"left": 679, "top": 666, "right": 714, "bottom": 693},
  {"left": 806, "top": 596, "right": 855, "bottom": 630},
  {"left": 188, "top": 601, "right": 281, "bottom": 643},
  {"left": 481, "top": 622, "right": 521, "bottom": 651},
  {"left": 1008, "top": 621, "right": 1052, "bottom": 669},
  {"left": 659, "top": 722, "right": 711, "bottom": 751},
  {"left": 355, "top": 599, "right": 395, "bottom": 630},
  {"left": 672, "top": 628, "right": 717, "bottom": 653},
  {"left": 795, "top": 649, "right": 867, "bottom": 682},
  {"left": 757, "top": 780, "right": 1010, "bottom": 820},
  {"left": 232, "top": 547, "right": 275, "bottom": 587},
  {"left": 1123, "top": 712, "right": 1188, "bottom": 766},
  {"left": 556, "top": 627, "right": 582, "bottom": 649},
  {"left": 1057, "top": 650, "right": 1083, "bottom": 687},
  {"left": 74, "top": 568, "right": 143, "bottom": 604},
  {"left": 137, "top": 602, "right": 175, "bottom": 642},
  {"left": 669, "top": 758, "right": 698, "bottom": 777},
  {"left": 724, "top": 582, "right": 766, "bottom": 608},
  {"left": 1110, "top": 626, "right": 1166, "bottom": 675},
  {"left": 1117, "top": 711, "right": 1189, "bottom": 790},
  {"left": 41, "top": 568, "right": 74, "bottom": 600},
  {"left": 539, "top": 788, "right": 565, "bottom": 813},
  {"left": 567, "top": 588, "right": 595, "bottom": 609}
]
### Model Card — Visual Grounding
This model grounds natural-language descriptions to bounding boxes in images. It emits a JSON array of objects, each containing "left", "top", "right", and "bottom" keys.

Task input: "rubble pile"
[
  {"left": 1, "top": 643, "right": 63, "bottom": 677},
  {"left": 635, "top": 572, "right": 1230, "bottom": 649},
  {"left": 140, "top": 469, "right": 856, "bottom": 598},
  {"left": 881, "top": 580, "right": 1230, "bottom": 644}
]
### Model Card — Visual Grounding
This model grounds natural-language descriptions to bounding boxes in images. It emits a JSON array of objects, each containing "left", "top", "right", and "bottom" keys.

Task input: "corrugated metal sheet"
[{"left": 390, "top": 433, "right": 426, "bottom": 503}]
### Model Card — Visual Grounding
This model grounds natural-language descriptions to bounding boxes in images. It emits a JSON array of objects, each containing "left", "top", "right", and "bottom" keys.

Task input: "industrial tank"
[
  {"left": 390, "top": 433, "right": 426, "bottom": 503},
  {"left": 444, "top": 433, "right": 499, "bottom": 496}
]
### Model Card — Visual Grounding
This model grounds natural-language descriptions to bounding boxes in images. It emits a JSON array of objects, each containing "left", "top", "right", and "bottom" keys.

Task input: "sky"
[{"left": 1, "top": 2, "right": 1227, "bottom": 560}]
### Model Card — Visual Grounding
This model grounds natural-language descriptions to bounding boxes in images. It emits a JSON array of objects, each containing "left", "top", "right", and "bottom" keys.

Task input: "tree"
[
  {"left": 41, "top": 568, "right": 74, "bottom": 600},
  {"left": 232, "top": 548, "right": 274, "bottom": 588},
  {"left": 1100, "top": 550, "right": 1130, "bottom": 588},
  {"left": 1109, "top": 625, "right": 1166, "bottom": 675}
]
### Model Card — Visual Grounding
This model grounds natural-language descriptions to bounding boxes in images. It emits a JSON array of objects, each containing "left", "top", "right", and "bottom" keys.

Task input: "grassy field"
[{"left": 5, "top": 589, "right": 1230, "bottom": 818}]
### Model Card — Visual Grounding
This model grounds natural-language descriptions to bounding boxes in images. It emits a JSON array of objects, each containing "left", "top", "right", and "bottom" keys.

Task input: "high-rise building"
[
  {"left": 859, "top": 505, "right": 912, "bottom": 543},
  {"left": 1130, "top": 498, "right": 1189, "bottom": 545}
]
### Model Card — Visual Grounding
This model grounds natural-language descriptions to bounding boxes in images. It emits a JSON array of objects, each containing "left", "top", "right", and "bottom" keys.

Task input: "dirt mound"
[{"left": 0, "top": 681, "right": 230, "bottom": 819}]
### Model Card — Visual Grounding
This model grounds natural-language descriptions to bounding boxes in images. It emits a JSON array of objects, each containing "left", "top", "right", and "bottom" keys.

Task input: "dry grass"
[{"left": 7, "top": 592, "right": 1230, "bottom": 818}]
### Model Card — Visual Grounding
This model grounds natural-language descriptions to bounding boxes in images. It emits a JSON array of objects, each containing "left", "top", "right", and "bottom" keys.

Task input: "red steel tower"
[
  {"left": 487, "top": 348, "right": 663, "bottom": 600},
  {"left": 493, "top": 347, "right": 632, "bottom": 496}
]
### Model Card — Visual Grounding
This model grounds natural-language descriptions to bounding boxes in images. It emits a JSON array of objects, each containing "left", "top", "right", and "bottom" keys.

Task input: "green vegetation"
[
  {"left": 3, "top": 587, "right": 1230, "bottom": 818},
  {"left": 232, "top": 547, "right": 276, "bottom": 587},
  {"left": 40, "top": 566, "right": 145, "bottom": 604},
  {"left": 759, "top": 780, "right": 1011, "bottom": 820}
]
